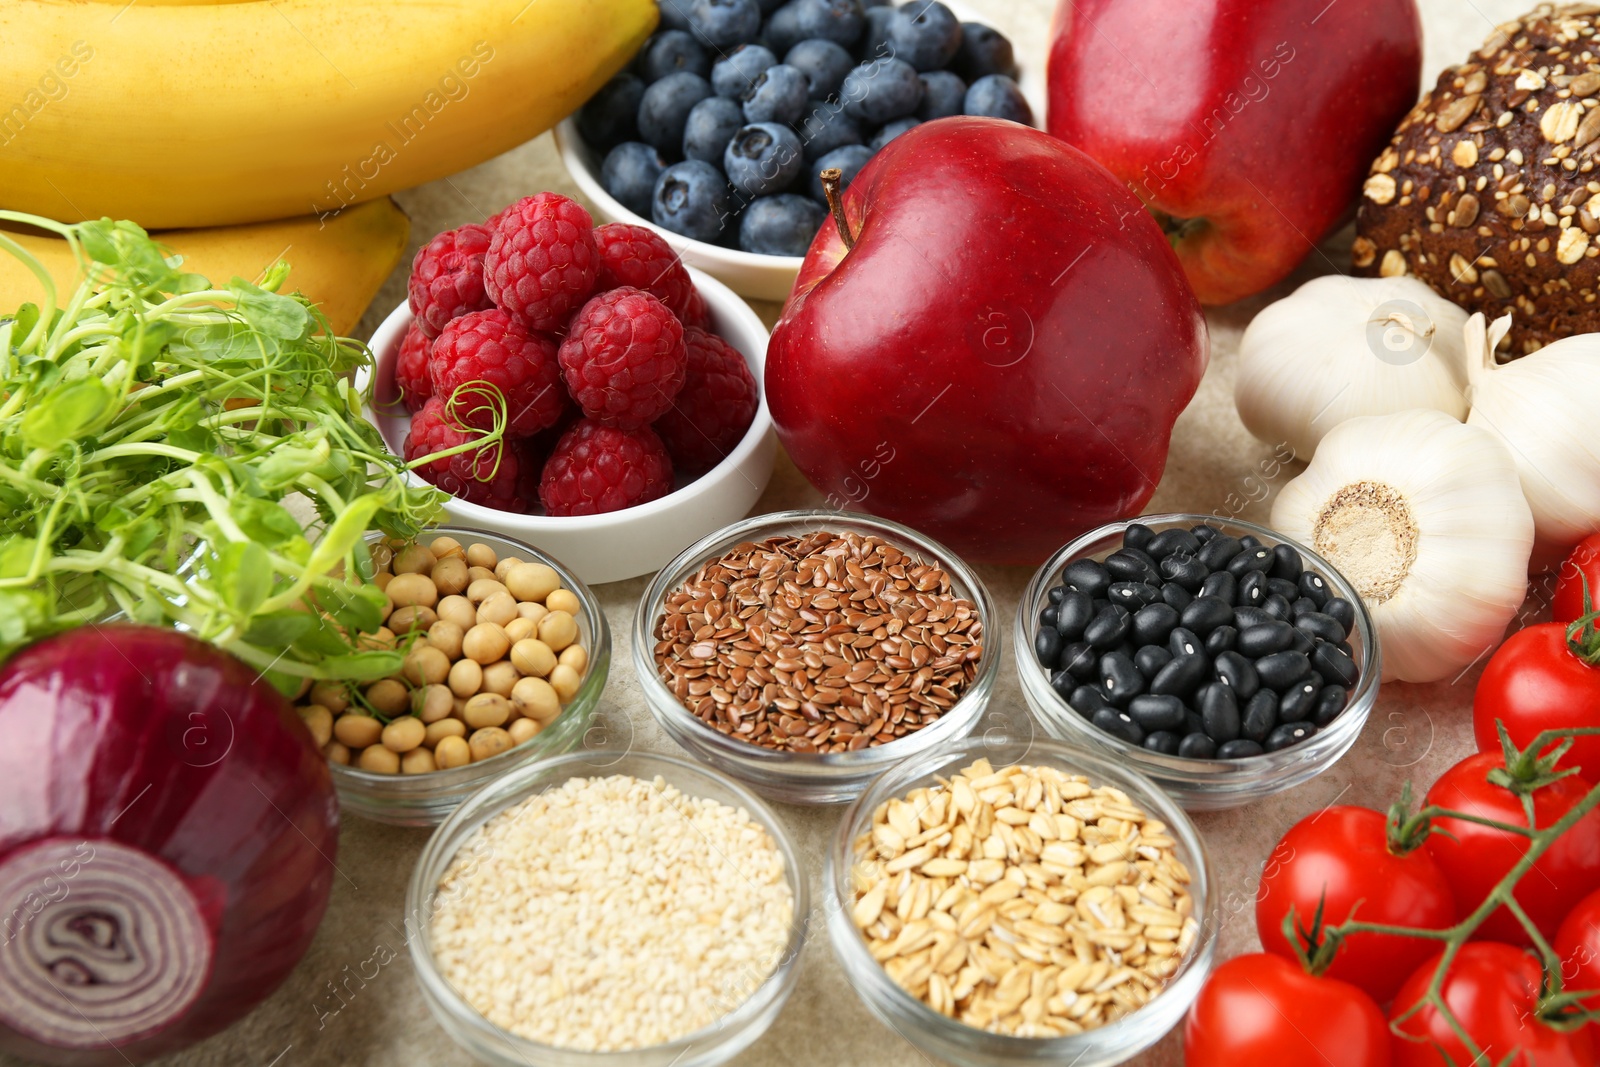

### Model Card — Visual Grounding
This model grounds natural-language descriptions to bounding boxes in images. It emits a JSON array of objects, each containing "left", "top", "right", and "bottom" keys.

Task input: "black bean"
[
  {"left": 1199, "top": 682, "right": 1240, "bottom": 742},
  {"left": 1198, "top": 535, "right": 1244, "bottom": 570},
  {"left": 1069, "top": 685, "right": 1108, "bottom": 717},
  {"left": 1265, "top": 722, "right": 1316, "bottom": 752},
  {"left": 1262, "top": 594, "right": 1294, "bottom": 622},
  {"left": 1237, "top": 620, "right": 1294, "bottom": 657},
  {"left": 1060, "top": 641, "right": 1099, "bottom": 679},
  {"left": 1109, "top": 582, "right": 1162, "bottom": 610},
  {"left": 1100, "top": 651, "right": 1145, "bottom": 706},
  {"left": 1239, "top": 535, "right": 1264, "bottom": 550},
  {"left": 1290, "top": 597, "right": 1319, "bottom": 618},
  {"left": 1054, "top": 591, "right": 1094, "bottom": 639},
  {"left": 1050, "top": 669, "right": 1076, "bottom": 699},
  {"left": 1242, "top": 690, "right": 1277, "bottom": 743},
  {"left": 1092, "top": 707, "right": 1144, "bottom": 745},
  {"left": 1214, "top": 650, "right": 1260, "bottom": 700},
  {"left": 1290, "top": 629, "right": 1316, "bottom": 655},
  {"left": 1144, "top": 730, "right": 1182, "bottom": 756},
  {"left": 1167, "top": 627, "right": 1203, "bottom": 659},
  {"left": 1159, "top": 553, "right": 1209, "bottom": 591},
  {"left": 1256, "top": 650, "right": 1312, "bottom": 691},
  {"left": 1180, "top": 596, "right": 1233, "bottom": 636},
  {"left": 1178, "top": 732, "right": 1218, "bottom": 759},
  {"left": 1324, "top": 597, "right": 1356, "bottom": 637},
  {"left": 1151, "top": 653, "right": 1207, "bottom": 698},
  {"left": 1205, "top": 626, "right": 1238, "bottom": 656},
  {"left": 1298, "top": 570, "right": 1330, "bottom": 606},
  {"left": 1233, "top": 606, "right": 1275, "bottom": 631},
  {"left": 1084, "top": 605, "right": 1131, "bottom": 649},
  {"left": 1092, "top": 597, "right": 1111, "bottom": 615},
  {"left": 1129, "top": 694, "right": 1187, "bottom": 732},
  {"left": 1148, "top": 528, "right": 1201, "bottom": 559},
  {"left": 1278, "top": 678, "right": 1320, "bottom": 723},
  {"left": 1237, "top": 570, "right": 1269, "bottom": 609},
  {"left": 1295, "top": 611, "right": 1345, "bottom": 644},
  {"left": 1106, "top": 549, "right": 1160, "bottom": 585},
  {"left": 1190, "top": 523, "right": 1220, "bottom": 543},
  {"left": 1038, "top": 605, "right": 1057, "bottom": 630},
  {"left": 1335, "top": 639, "right": 1354, "bottom": 658},
  {"left": 1134, "top": 644, "right": 1173, "bottom": 679},
  {"left": 1047, "top": 585, "right": 1065, "bottom": 605},
  {"left": 1063, "top": 558, "right": 1110, "bottom": 598},
  {"left": 1198, "top": 570, "right": 1236, "bottom": 602},
  {"left": 1217, "top": 739, "right": 1266, "bottom": 759},
  {"left": 1161, "top": 583, "right": 1194, "bottom": 611},
  {"left": 1270, "top": 543, "right": 1303, "bottom": 582},
  {"left": 1034, "top": 626, "right": 1063, "bottom": 667},
  {"left": 1131, "top": 603, "right": 1180, "bottom": 647},
  {"left": 1313, "top": 686, "right": 1349, "bottom": 726},
  {"left": 1184, "top": 710, "right": 1205, "bottom": 736},
  {"left": 1123, "top": 523, "right": 1155, "bottom": 552},
  {"left": 1268, "top": 577, "right": 1302, "bottom": 602},
  {"left": 1311, "top": 640, "right": 1359, "bottom": 687},
  {"left": 1227, "top": 545, "right": 1275, "bottom": 576}
]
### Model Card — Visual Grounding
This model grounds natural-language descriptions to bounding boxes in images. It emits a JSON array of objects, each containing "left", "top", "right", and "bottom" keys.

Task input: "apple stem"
[{"left": 820, "top": 168, "right": 856, "bottom": 251}]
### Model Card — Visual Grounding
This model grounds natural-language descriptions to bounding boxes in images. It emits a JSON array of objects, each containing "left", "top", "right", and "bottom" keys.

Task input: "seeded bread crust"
[{"left": 1354, "top": 3, "right": 1600, "bottom": 355}]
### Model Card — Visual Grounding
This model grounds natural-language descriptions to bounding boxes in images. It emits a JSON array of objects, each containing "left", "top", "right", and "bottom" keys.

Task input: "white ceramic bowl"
[
  {"left": 358, "top": 266, "right": 775, "bottom": 586},
  {"left": 555, "top": 0, "right": 1047, "bottom": 302}
]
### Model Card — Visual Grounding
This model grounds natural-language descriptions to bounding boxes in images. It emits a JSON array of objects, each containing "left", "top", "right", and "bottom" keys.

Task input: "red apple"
[
  {"left": 1047, "top": 0, "right": 1422, "bottom": 305},
  {"left": 766, "top": 117, "right": 1207, "bottom": 565}
]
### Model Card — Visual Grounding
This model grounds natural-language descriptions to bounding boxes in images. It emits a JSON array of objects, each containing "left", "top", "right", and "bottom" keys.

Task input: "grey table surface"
[{"left": 0, "top": 1, "right": 1540, "bottom": 1065}]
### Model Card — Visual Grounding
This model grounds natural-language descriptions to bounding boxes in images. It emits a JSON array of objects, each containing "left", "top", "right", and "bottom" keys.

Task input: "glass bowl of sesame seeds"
[
  {"left": 826, "top": 735, "right": 1218, "bottom": 1067},
  {"left": 631, "top": 509, "right": 999, "bottom": 806},
  {"left": 407, "top": 748, "right": 809, "bottom": 1067}
]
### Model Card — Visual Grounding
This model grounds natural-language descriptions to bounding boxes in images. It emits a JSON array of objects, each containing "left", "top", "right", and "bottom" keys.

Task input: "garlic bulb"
[
  {"left": 1236, "top": 275, "right": 1471, "bottom": 461},
  {"left": 1464, "top": 312, "right": 1600, "bottom": 553},
  {"left": 1271, "top": 408, "right": 1533, "bottom": 684}
]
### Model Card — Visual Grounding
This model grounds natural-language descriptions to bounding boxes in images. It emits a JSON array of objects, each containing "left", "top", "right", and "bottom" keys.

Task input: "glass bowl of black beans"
[{"left": 1014, "top": 515, "right": 1379, "bottom": 811}]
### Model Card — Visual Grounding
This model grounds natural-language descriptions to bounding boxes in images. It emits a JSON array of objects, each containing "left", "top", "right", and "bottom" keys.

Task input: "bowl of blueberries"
[
  {"left": 1014, "top": 515, "right": 1381, "bottom": 812},
  {"left": 554, "top": 0, "right": 1044, "bottom": 301}
]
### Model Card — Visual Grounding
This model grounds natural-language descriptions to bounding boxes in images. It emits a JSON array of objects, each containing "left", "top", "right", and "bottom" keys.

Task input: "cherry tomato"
[
  {"left": 1390, "top": 942, "right": 1597, "bottom": 1066},
  {"left": 1423, "top": 753, "right": 1600, "bottom": 946},
  {"left": 1257, "top": 806, "right": 1456, "bottom": 1004},
  {"left": 1555, "top": 887, "right": 1600, "bottom": 1014},
  {"left": 1186, "top": 953, "right": 1391, "bottom": 1067},
  {"left": 1474, "top": 622, "right": 1600, "bottom": 784},
  {"left": 1553, "top": 533, "right": 1600, "bottom": 623}
]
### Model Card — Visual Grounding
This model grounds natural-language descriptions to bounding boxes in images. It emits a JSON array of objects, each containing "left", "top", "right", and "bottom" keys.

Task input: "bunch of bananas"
[{"left": 0, "top": 0, "right": 657, "bottom": 331}]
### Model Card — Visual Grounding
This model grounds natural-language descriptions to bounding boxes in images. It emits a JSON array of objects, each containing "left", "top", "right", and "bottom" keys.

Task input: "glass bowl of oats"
[
  {"left": 631, "top": 509, "right": 999, "bottom": 806},
  {"left": 825, "top": 735, "right": 1218, "bottom": 1067}
]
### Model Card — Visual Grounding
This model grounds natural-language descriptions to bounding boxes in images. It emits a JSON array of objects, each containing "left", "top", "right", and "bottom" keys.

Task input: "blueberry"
[
  {"left": 682, "top": 96, "right": 745, "bottom": 164},
  {"left": 964, "top": 74, "right": 1033, "bottom": 124},
  {"left": 953, "top": 22, "right": 1017, "bottom": 80},
  {"left": 601, "top": 141, "right": 668, "bottom": 217},
  {"left": 859, "top": 4, "right": 895, "bottom": 58},
  {"left": 687, "top": 0, "right": 763, "bottom": 47},
  {"left": 764, "top": 2, "right": 808, "bottom": 54},
  {"left": 653, "top": 160, "right": 735, "bottom": 242},
  {"left": 808, "top": 143, "right": 873, "bottom": 202},
  {"left": 659, "top": 0, "right": 694, "bottom": 30},
  {"left": 743, "top": 64, "right": 810, "bottom": 125},
  {"left": 637, "top": 72, "right": 714, "bottom": 155},
  {"left": 869, "top": 117, "right": 919, "bottom": 150},
  {"left": 638, "top": 31, "right": 711, "bottom": 82},
  {"left": 578, "top": 74, "right": 645, "bottom": 152},
  {"left": 839, "top": 56, "right": 923, "bottom": 125},
  {"left": 792, "top": 0, "right": 866, "bottom": 48},
  {"left": 739, "top": 193, "right": 826, "bottom": 255},
  {"left": 724, "top": 122, "right": 805, "bottom": 197},
  {"left": 712, "top": 44, "right": 778, "bottom": 98},
  {"left": 795, "top": 98, "right": 864, "bottom": 162},
  {"left": 756, "top": 0, "right": 787, "bottom": 11},
  {"left": 785, "top": 38, "right": 855, "bottom": 98},
  {"left": 887, "top": 0, "right": 962, "bottom": 71}
]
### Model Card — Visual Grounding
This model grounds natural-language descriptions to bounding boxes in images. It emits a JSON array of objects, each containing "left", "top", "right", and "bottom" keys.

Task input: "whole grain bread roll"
[{"left": 1354, "top": 3, "right": 1600, "bottom": 355}]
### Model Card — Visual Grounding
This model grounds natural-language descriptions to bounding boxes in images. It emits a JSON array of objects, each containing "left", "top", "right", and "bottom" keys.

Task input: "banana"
[
  {"left": 0, "top": 198, "right": 411, "bottom": 336},
  {"left": 0, "top": 0, "right": 656, "bottom": 228}
]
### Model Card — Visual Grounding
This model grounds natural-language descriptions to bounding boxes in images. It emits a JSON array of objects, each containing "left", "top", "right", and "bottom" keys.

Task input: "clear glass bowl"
[
  {"left": 328, "top": 527, "right": 610, "bottom": 826},
  {"left": 406, "top": 749, "right": 809, "bottom": 1067},
  {"left": 825, "top": 735, "right": 1218, "bottom": 1067},
  {"left": 1014, "top": 514, "right": 1380, "bottom": 812},
  {"left": 631, "top": 509, "right": 999, "bottom": 805}
]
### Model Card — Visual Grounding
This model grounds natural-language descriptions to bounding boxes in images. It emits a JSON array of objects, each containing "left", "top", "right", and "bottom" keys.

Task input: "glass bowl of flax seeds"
[{"left": 632, "top": 509, "right": 998, "bottom": 805}]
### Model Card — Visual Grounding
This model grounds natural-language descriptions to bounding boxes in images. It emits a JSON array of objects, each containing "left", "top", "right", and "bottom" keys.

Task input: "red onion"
[{"left": 0, "top": 626, "right": 339, "bottom": 1065}]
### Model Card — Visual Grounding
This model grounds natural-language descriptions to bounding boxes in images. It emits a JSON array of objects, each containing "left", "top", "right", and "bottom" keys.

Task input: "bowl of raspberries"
[
  {"left": 362, "top": 191, "right": 775, "bottom": 585},
  {"left": 553, "top": 0, "right": 1042, "bottom": 301}
]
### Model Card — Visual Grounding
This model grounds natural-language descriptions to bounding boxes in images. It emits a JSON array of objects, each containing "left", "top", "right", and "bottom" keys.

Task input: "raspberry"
[
  {"left": 484, "top": 193, "right": 599, "bottom": 333},
  {"left": 653, "top": 327, "right": 759, "bottom": 475},
  {"left": 404, "top": 397, "right": 529, "bottom": 512},
  {"left": 558, "top": 288, "right": 687, "bottom": 429},
  {"left": 682, "top": 286, "right": 712, "bottom": 331},
  {"left": 429, "top": 309, "right": 567, "bottom": 438},
  {"left": 395, "top": 321, "right": 433, "bottom": 413},
  {"left": 592, "top": 223, "right": 697, "bottom": 323},
  {"left": 539, "top": 419, "right": 675, "bottom": 516},
  {"left": 407, "top": 224, "right": 493, "bottom": 338}
]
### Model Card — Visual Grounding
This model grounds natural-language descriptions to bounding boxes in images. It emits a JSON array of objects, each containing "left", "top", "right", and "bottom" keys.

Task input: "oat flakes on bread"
[{"left": 1354, "top": 3, "right": 1600, "bottom": 355}]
